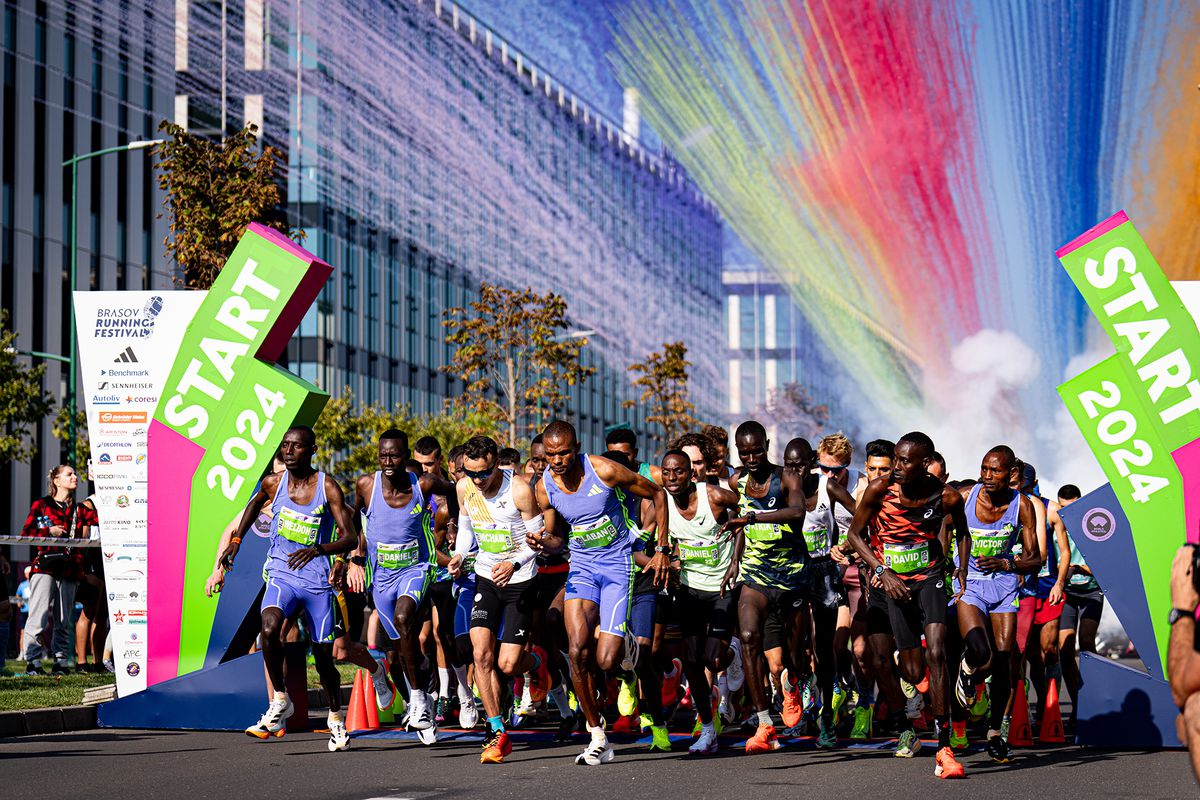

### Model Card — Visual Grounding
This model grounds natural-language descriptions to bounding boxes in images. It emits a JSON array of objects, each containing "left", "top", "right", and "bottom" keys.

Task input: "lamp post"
[{"left": 62, "top": 139, "right": 163, "bottom": 464}]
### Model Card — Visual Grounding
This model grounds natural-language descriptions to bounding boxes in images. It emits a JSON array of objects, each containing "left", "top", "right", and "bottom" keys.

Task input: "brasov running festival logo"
[{"left": 94, "top": 295, "right": 163, "bottom": 339}]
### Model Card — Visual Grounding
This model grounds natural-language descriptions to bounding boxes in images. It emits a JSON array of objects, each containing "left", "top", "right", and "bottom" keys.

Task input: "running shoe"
[
  {"left": 528, "top": 646, "right": 551, "bottom": 704},
  {"left": 613, "top": 714, "right": 639, "bottom": 734},
  {"left": 950, "top": 720, "right": 968, "bottom": 750},
  {"left": 514, "top": 680, "right": 536, "bottom": 718},
  {"left": 407, "top": 690, "right": 434, "bottom": 731},
  {"left": 969, "top": 684, "right": 990, "bottom": 722},
  {"left": 816, "top": 716, "right": 837, "bottom": 749},
  {"left": 575, "top": 736, "right": 615, "bottom": 765},
  {"left": 459, "top": 696, "right": 479, "bottom": 730},
  {"left": 434, "top": 696, "right": 450, "bottom": 725},
  {"left": 904, "top": 693, "right": 925, "bottom": 720},
  {"left": 801, "top": 673, "right": 819, "bottom": 716},
  {"left": 245, "top": 695, "right": 293, "bottom": 739},
  {"left": 371, "top": 662, "right": 395, "bottom": 711},
  {"left": 954, "top": 659, "right": 976, "bottom": 709},
  {"left": 986, "top": 733, "right": 1012, "bottom": 763},
  {"left": 718, "top": 694, "right": 736, "bottom": 726},
  {"left": 481, "top": 729, "right": 512, "bottom": 764},
  {"left": 999, "top": 717, "right": 1011, "bottom": 742},
  {"left": 417, "top": 725, "right": 438, "bottom": 746},
  {"left": 556, "top": 713, "right": 581, "bottom": 742},
  {"left": 894, "top": 728, "right": 921, "bottom": 758},
  {"left": 726, "top": 638, "right": 745, "bottom": 691},
  {"left": 689, "top": 726, "right": 718, "bottom": 756},
  {"left": 850, "top": 705, "right": 872, "bottom": 740},
  {"left": 648, "top": 724, "right": 671, "bottom": 752},
  {"left": 692, "top": 710, "right": 724, "bottom": 737},
  {"left": 915, "top": 671, "right": 930, "bottom": 695},
  {"left": 831, "top": 683, "right": 847, "bottom": 726},
  {"left": 327, "top": 718, "right": 350, "bottom": 751},
  {"left": 617, "top": 675, "right": 638, "bottom": 717},
  {"left": 661, "top": 658, "right": 682, "bottom": 707},
  {"left": 934, "top": 745, "right": 966, "bottom": 778},
  {"left": 900, "top": 677, "right": 917, "bottom": 699},
  {"left": 781, "top": 671, "right": 803, "bottom": 729},
  {"left": 744, "top": 723, "right": 781, "bottom": 754}
]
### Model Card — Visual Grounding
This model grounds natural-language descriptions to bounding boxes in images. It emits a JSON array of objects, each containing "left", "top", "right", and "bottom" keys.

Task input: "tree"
[
  {"left": 313, "top": 387, "right": 500, "bottom": 487},
  {"left": 442, "top": 283, "right": 595, "bottom": 445},
  {"left": 625, "top": 341, "right": 697, "bottom": 449},
  {"left": 52, "top": 406, "right": 90, "bottom": 476},
  {"left": 0, "top": 312, "right": 55, "bottom": 463},
  {"left": 759, "top": 382, "right": 831, "bottom": 442},
  {"left": 154, "top": 120, "right": 303, "bottom": 289}
]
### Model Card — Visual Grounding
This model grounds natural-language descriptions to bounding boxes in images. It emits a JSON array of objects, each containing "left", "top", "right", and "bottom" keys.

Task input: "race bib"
[
  {"left": 744, "top": 521, "right": 782, "bottom": 542},
  {"left": 883, "top": 541, "right": 931, "bottom": 574},
  {"left": 1069, "top": 571, "right": 1094, "bottom": 587},
  {"left": 377, "top": 541, "right": 419, "bottom": 570},
  {"left": 475, "top": 524, "right": 511, "bottom": 555},
  {"left": 276, "top": 507, "right": 321, "bottom": 546},
  {"left": 571, "top": 519, "right": 618, "bottom": 548},
  {"left": 969, "top": 528, "right": 1010, "bottom": 559},
  {"left": 678, "top": 541, "right": 719, "bottom": 566},
  {"left": 804, "top": 528, "right": 831, "bottom": 557}
]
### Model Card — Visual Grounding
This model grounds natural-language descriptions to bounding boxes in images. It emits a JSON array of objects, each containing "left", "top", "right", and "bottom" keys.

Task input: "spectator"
[
  {"left": 15, "top": 565, "right": 32, "bottom": 653},
  {"left": 0, "top": 551, "right": 10, "bottom": 674},
  {"left": 1168, "top": 545, "right": 1200, "bottom": 782},
  {"left": 20, "top": 465, "right": 97, "bottom": 675}
]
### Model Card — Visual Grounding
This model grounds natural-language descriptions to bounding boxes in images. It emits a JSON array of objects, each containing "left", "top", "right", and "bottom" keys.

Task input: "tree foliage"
[
  {"left": 624, "top": 341, "right": 697, "bottom": 449},
  {"left": 52, "top": 406, "right": 90, "bottom": 477},
  {"left": 312, "top": 387, "right": 501, "bottom": 487},
  {"left": 442, "top": 283, "right": 594, "bottom": 445},
  {"left": 759, "top": 382, "right": 831, "bottom": 442},
  {"left": 155, "top": 120, "right": 302, "bottom": 289},
  {"left": 0, "top": 312, "right": 55, "bottom": 463}
]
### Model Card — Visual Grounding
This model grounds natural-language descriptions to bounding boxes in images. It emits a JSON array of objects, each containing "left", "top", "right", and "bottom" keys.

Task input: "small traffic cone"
[
  {"left": 1009, "top": 679, "right": 1034, "bottom": 746},
  {"left": 361, "top": 669, "right": 380, "bottom": 729},
  {"left": 1038, "top": 679, "right": 1065, "bottom": 744},
  {"left": 346, "top": 669, "right": 371, "bottom": 732}
]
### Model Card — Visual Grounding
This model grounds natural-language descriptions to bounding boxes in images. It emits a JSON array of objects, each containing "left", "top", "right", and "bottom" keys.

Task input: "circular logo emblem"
[
  {"left": 1083, "top": 508, "right": 1116, "bottom": 542},
  {"left": 126, "top": 661, "right": 141, "bottom": 677}
]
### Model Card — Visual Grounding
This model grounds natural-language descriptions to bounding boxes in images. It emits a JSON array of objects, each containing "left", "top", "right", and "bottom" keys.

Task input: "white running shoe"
[
  {"left": 689, "top": 726, "right": 719, "bottom": 756},
  {"left": 905, "top": 693, "right": 925, "bottom": 720},
  {"left": 726, "top": 638, "right": 745, "bottom": 692},
  {"left": 620, "top": 629, "right": 639, "bottom": 672},
  {"left": 328, "top": 718, "right": 350, "bottom": 751},
  {"left": 417, "top": 725, "right": 438, "bottom": 746},
  {"left": 575, "top": 736, "right": 615, "bottom": 765},
  {"left": 407, "top": 690, "right": 434, "bottom": 731},
  {"left": 459, "top": 696, "right": 479, "bottom": 729},
  {"left": 245, "top": 695, "right": 293, "bottom": 739},
  {"left": 371, "top": 662, "right": 395, "bottom": 711},
  {"left": 516, "top": 679, "right": 536, "bottom": 717},
  {"left": 717, "top": 694, "right": 734, "bottom": 725}
]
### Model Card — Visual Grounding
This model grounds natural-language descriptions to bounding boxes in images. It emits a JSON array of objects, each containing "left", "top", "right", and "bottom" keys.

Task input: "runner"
[
  {"left": 346, "top": 429, "right": 459, "bottom": 745},
  {"left": 447, "top": 435, "right": 548, "bottom": 764},
  {"left": 674, "top": 432, "right": 713, "bottom": 485},
  {"left": 606, "top": 426, "right": 662, "bottom": 484},
  {"left": 719, "top": 421, "right": 808, "bottom": 755},
  {"left": 843, "top": 431, "right": 971, "bottom": 778},
  {"left": 660, "top": 449, "right": 741, "bottom": 755},
  {"left": 1053, "top": 483, "right": 1101, "bottom": 728},
  {"left": 413, "top": 436, "right": 447, "bottom": 477},
  {"left": 529, "top": 420, "right": 670, "bottom": 765},
  {"left": 702, "top": 424, "right": 734, "bottom": 484},
  {"left": 218, "top": 426, "right": 362, "bottom": 750},
  {"left": 951, "top": 446, "right": 1040, "bottom": 763}
]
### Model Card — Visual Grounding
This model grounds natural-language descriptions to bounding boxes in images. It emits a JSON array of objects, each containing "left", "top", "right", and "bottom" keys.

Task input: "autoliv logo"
[
  {"left": 95, "top": 296, "right": 162, "bottom": 339},
  {"left": 114, "top": 346, "right": 139, "bottom": 363}
]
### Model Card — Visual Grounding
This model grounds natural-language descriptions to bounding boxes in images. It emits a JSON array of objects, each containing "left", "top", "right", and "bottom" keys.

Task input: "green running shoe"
[
  {"left": 895, "top": 729, "right": 921, "bottom": 758},
  {"left": 850, "top": 705, "right": 872, "bottom": 740},
  {"left": 817, "top": 717, "right": 838, "bottom": 749},
  {"left": 649, "top": 724, "right": 672, "bottom": 752},
  {"left": 831, "top": 684, "right": 848, "bottom": 726},
  {"left": 969, "top": 685, "right": 990, "bottom": 723},
  {"left": 640, "top": 713, "right": 654, "bottom": 731},
  {"left": 618, "top": 675, "right": 638, "bottom": 717},
  {"left": 950, "top": 720, "right": 968, "bottom": 750}
]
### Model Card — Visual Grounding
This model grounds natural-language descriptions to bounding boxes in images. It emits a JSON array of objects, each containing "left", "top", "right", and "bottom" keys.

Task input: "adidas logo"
[
  {"left": 587, "top": 485, "right": 604, "bottom": 497},
  {"left": 114, "top": 347, "right": 138, "bottom": 363},
  {"left": 410, "top": 504, "right": 423, "bottom": 515}
]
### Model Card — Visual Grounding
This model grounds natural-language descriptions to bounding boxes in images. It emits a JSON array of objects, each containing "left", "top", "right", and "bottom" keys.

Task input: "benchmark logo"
[{"left": 114, "top": 347, "right": 139, "bottom": 363}]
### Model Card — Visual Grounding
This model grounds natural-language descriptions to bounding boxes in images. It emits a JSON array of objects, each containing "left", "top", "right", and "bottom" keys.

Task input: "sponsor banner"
[{"left": 75, "top": 291, "right": 204, "bottom": 696}]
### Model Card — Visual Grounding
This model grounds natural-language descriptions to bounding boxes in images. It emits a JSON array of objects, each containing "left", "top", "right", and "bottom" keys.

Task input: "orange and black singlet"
[{"left": 869, "top": 483, "right": 946, "bottom": 583}]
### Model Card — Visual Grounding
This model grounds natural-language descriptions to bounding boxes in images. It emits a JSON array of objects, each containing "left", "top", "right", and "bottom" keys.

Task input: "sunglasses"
[
  {"left": 463, "top": 466, "right": 495, "bottom": 481},
  {"left": 818, "top": 463, "right": 848, "bottom": 473}
]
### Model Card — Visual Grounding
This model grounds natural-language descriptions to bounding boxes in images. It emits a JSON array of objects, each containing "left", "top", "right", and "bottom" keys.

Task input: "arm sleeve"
[
  {"left": 453, "top": 513, "right": 476, "bottom": 558},
  {"left": 21, "top": 501, "right": 41, "bottom": 536}
]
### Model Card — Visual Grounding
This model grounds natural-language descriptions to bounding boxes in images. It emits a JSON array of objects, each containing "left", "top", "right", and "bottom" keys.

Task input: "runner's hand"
[
  {"left": 830, "top": 544, "right": 850, "bottom": 565},
  {"left": 1171, "top": 546, "right": 1199, "bottom": 611},
  {"left": 719, "top": 517, "right": 750, "bottom": 536},
  {"left": 204, "top": 567, "right": 225, "bottom": 597},
  {"left": 526, "top": 529, "right": 544, "bottom": 552},
  {"left": 347, "top": 562, "right": 366, "bottom": 594},
  {"left": 720, "top": 561, "right": 739, "bottom": 598},
  {"left": 447, "top": 554, "right": 464, "bottom": 579},
  {"left": 975, "top": 556, "right": 1008, "bottom": 574},
  {"left": 219, "top": 540, "right": 240, "bottom": 572},
  {"left": 1048, "top": 581, "right": 1065, "bottom": 605},
  {"left": 952, "top": 568, "right": 968, "bottom": 603},
  {"left": 647, "top": 552, "right": 672, "bottom": 589},
  {"left": 287, "top": 545, "right": 322, "bottom": 570},
  {"left": 329, "top": 559, "right": 347, "bottom": 589},
  {"left": 880, "top": 569, "right": 910, "bottom": 601},
  {"left": 492, "top": 560, "right": 515, "bottom": 588}
]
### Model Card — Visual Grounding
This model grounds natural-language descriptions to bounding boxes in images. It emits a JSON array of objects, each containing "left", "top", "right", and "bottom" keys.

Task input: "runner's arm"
[
  {"left": 593, "top": 455, "right": 671, "bottom": 584},
  {"left": 825, "top": 478, "right": 856, "bottom": 549},
  {"left": 944, "top": 486, "right": 971, "bottom": 597},
  {"left": 843, "top": 479, "right": 886, "bottom": 572},
  {"left": 320, "top": 477, "right": 360, "bottom": 556},
  {"left": 1011, "top": 495, "right": 1043, "bottom": 575},
  {"left": 508, "top": 475, "right": 542, "bottom": 572},
  {"left": 708, "top": 484, "right": 740, "bottom": 525},
  {"left": 1168, "top": 546, "right": 1200, "bottom": 706},
  {"left": 529, "top": 479, "right": 564, "bottom": 554},
  {"left": 218, "top": 475, "right": 276, "bottom": 571},
  {"left": 1049, "top": 502, "right": 1071, "bottom": 602},
  {"left": 433, "top": 503, "right": 452, "bottom": 568},
  {"left": 422, "top": 473, "right": 461, "bottom": 526}
]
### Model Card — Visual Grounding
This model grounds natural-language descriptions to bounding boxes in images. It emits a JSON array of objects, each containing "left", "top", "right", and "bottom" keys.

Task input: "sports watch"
[
  {"left": 1169, "top": 608, "right": 1196, "bottom": 626},
  {"left": 874, "top": 564, "right": 887, "bottom": 578}
]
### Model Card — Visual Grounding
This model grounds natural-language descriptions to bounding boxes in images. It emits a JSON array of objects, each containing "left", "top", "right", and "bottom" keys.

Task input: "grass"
[{"left": 0, "top": 659, "right": 361, "bottom": 711}]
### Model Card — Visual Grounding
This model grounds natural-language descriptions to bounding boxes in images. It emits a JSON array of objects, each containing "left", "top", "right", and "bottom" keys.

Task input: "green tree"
[
  {"left": 52, "top": 406, "right": 90, "bottom": 476},
  {"left": 0, "top": 312, "right": 55, "bottom": 463},
  {"left": 442, "top": 283, "right": 594, "bottom": 446},
  {"left": 155, "top": 120, "right": 302, "bottom": 289},
  {"left": 625, "top": 341, "right": 697, "bottom": 449}
]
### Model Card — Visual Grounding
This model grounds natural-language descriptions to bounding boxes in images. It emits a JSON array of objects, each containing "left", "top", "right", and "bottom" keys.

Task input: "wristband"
[
  {"left": 350, "top": 555, "right": 367, "bottom": 567},
  {"left": 230, "top": 537, "right": 242, "bottom": 546},
  {"left": 333, "top": 555, "right": 346, "bottom": 565}
]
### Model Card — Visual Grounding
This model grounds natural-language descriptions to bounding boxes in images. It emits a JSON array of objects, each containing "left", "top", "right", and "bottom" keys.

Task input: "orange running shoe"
[
  {"left": 916, "top": 670, "right": 930, "bottom": 695},
  {"left": 528, "top": 645, "right": 551, "bottom": 704},
  {"left": 744, "top": 723, "right": 781, "bottom": 754},
  {"left": 661, "top": 658, "right": 682, "bottom": 707},
  {"left": 934, "top": 745, "right": 966, "bottom": 779},
  {"left": 781, "top": 671, "right": 803, "bottom": 729},
  {"left": 481, "top": 729, "right": 513, "bottom": 764}
]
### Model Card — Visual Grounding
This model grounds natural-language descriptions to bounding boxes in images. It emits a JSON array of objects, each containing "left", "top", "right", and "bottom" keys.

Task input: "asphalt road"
[{"left": 2, "top": 722, "right": 1194, "bottom": 800}]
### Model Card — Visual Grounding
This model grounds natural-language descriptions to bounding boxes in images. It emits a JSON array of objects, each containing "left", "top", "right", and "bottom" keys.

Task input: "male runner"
[
  {"left": 674, "top": 432, "right": 713, "bottom": 485},
  {"left": 447, "top": 435, "right": 548, "bottom": 764},
  {"left": 219, "top": 426, "right": 361, "bottom": 750},
  {"left": 606, "top": 426, "right": 662, "bottom": 484},
  {"left": 719, "top": 421, "right": 808, "bottom": 755},
  {"left": 661, "top": 449, "right": 741, "bottom": 755},
  {"left": 951, "top": 446, "right": 1040, "bottom": 763},
  {"left": 347, "top": 430, "right": 459, "bottom": 744},
  {"left": 413, "top": 436, "right": 446, "bottom": 477},
  {"left": 844, "top": 432, "right": 970, "bottom": 778},
  {"left": 529, "top": 420, "right": 670, "bottom": 765}
]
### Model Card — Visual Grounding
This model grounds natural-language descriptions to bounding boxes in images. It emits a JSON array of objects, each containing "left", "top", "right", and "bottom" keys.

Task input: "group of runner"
[{"left": 212, "top": 418, "right": 1104, "bottom": 778}]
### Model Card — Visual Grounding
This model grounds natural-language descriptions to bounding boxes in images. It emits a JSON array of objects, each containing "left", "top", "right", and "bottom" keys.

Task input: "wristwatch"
[
  {"left": 350, "top": 555, "right": 367, "bottom": 567},
  {"left": 746, "top": 511, "right": 758, "bottom": 525},
  {"left": 1169, "top": 608, "right": 1196, "bottom": 625},
  {"left": 873, "top": 564, "right": 886, "bottom": 578}
]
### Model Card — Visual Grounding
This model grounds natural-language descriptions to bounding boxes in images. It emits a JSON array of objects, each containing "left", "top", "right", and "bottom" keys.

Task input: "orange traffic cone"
[
  {"left": 346, "top": 669, "right": 372, "bottom": 732},
  {"left": 1009, "top": 679, "right": 1034, "bottom": 746},
  {"left": 1039, "top": 679, "right": 1065, "bottom": 744},
  {"left": 361, "top": 669, "right": 380, "bottom": 729}
]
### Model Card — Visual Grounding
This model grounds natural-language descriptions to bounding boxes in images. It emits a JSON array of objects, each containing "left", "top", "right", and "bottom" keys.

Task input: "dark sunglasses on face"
[
  {"left": 464, "top": 466, "right": 494, "bottom": 481},
  {"left": 818, "top": 462, "right": 847, "bottom": 473}
]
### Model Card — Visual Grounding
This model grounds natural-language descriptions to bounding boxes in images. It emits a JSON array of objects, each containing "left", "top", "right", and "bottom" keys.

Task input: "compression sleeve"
[{"left": 453, "top": 513, "right": 476, "bottom": 558}]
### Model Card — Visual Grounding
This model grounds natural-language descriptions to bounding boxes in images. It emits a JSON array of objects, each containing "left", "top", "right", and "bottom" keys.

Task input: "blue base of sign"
[
  {"left": 98, "top": 651, "right": 308, "bottom": 732},
  {"left": 1076, "top": 652, "right": 1181, "bottom": 748}
]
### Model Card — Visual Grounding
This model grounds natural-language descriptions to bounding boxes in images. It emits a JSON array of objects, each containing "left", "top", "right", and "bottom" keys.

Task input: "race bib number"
[
  {"left": 276, "top": 507, "right": 321, "bottom": 546},
  {"left": 475, "top": 524, "right": 511, "bottom": 555},
  {"left": 571, "top": 519, "right": 618, "bottom": 548},
  {"left": 745, "top": 522, "right": 781, "bottom": 542},
  {"left": 377, "top": 541, "right": 419, "bottom": 570},
  {"left": 678, "top": 541, "right": 719, "bottom": 566},
  {"left": 969, "top": 528, "right": 1010, "bottom": 559},
  {"left": 883, "top": 541, "right": 931, "bottom": 574},
  {"left": 804, "top": 528, "right": 831, "bottom": 557}
]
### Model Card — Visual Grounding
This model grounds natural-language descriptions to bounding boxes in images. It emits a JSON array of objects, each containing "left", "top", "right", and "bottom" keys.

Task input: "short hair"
[
  {"left": 1021, "top": 462, "right": 1037, "bottom": 485},
  {"left": 865, "top": 439, "right": 894, "bottom": 460},
  {"left": 985, "top": 445, "right": 1017, "bottom": 470},
  {"left": 897, "top": 431, "right": 935, "bottom": 456},
  {"left": 447, "top": 444, "right": 466, "bottom": 463},
  {"left": 672, "top": 432, "right": 714, "bottom": 463},
  {"left": 379, "top": 428, "right": 408, "bottom": 450},
  {"left": 531, "top": 433, "right": 544, "bottom": 447},
  {"left": 601, "top": 449, "right": 632, "bottom": 469},
  {"left": 1058, "top": 483, "right": 1082, "bottom": 501},
  {"left": 784, "top": 437, "right": 813, "bottom": 459},
  {"left": 661, "top": 448, "right": 690, "bottom": 465},
  {"left": 734, "top": 420, "right": 767, "bottom": 441},
  {"left": 605, "top": 427, "right": 637, "bottom": 448},
  {"left": 931, "top": 451, "right": 947, "bottom": 468},
  {"left": 497, "top": 447, "right": 521, "bottom": 466},
  {"left": 818, "top": 432, "right": 852, "bottom": 463},
  {"left": 462, "top": 435, "right": 498, "bottom": 462},
  {"left": 285, "top": 425, "right": 316, "bottom": 447},
  {"left": 413, "top": 435, "right": 441, "bottom": 455},
  {"left": 543, "top": 419, "right": 577, "bottom": 445},
  {"left": 702, "top": 424, "right": 728, "bottom": 448}
]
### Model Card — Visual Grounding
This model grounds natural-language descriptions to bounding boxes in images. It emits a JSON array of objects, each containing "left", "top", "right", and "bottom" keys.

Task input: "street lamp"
[{"left": 62, "top": 139, "right": 163, "bottom": 465}]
